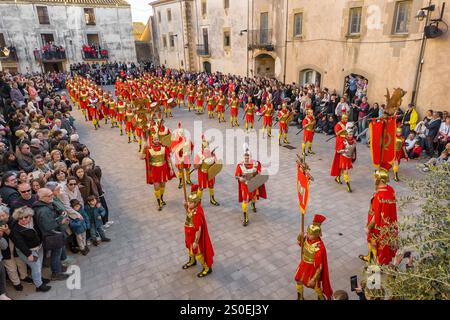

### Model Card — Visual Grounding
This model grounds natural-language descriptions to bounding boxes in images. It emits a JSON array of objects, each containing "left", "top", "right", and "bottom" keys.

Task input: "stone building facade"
[
  {"left": 149, "top": 0, "right": 449, "bottom": 115},
  {"left": 0, "top": 0, "right": 136, "bottom": 73}
]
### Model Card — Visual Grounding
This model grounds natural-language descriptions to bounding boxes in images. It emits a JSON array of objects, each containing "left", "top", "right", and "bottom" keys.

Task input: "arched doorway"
[
  {"left": 255, "top": 54, "right": 275, "bottom": 77},
  {"left": 343, "top": 73, "right": 369, "bottom": 103},
  {"left": 203, "top": 61, "right": 211, "bottom": 74},
  {"left": 299, "top": 69, "right": 321, "bottom": 87}
]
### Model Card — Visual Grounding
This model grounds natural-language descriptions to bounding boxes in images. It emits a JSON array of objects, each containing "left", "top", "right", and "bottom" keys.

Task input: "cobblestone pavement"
[{"left": 9, "top": 87, "right": 422, "bottom": 300}]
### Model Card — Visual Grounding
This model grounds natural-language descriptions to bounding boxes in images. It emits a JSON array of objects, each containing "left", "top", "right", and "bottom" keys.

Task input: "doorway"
[
  {"left": 255, "top": 53, "right": 275, "bottom": 77},
  {"left": 203, "top": 61, "right": 211, "bottom": 74}
]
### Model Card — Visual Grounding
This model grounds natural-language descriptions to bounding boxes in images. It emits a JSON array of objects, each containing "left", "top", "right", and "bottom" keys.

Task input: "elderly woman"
[
  {"left": 0, "top": 205, "right": 29, "bottom": 293},
  {"left": 11, "top": 206, "right": 51, "bottom": 292}
]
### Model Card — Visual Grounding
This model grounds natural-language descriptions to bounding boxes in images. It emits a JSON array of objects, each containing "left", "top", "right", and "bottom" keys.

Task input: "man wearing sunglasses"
[{"left": 9, "top": 183, "right": 38, "bottom": 212}]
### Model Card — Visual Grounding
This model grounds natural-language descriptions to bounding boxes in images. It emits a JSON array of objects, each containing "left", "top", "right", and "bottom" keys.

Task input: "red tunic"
[
  {"left": 184, "top": 204, "right": 214, "bottom": 267},
  {"left": 235, "top": 161, "right": 267, "bottom": 202},
  {"left": 144, "top": 144, "right": 175, "bottom": 184},
  {"left": 294, "top": 238, "right": 333, "bottom": 300},
  {"left": 194, "top": 153, "right": 215, "bottom": 189},
  {"left": 302, "top": 116, "right": 315, "bottom": 143},
  {"left": 260, "top": 104, "right": 273, "bottom": 127},
  {"left": 330, "top": 121, "right": 347, "bottom": 177},
  {"left": 368, "top": 185, "right": 398, "bottom": 265},
  {"left": 395, "top": 137, "right": 407, "bottom": 163}
]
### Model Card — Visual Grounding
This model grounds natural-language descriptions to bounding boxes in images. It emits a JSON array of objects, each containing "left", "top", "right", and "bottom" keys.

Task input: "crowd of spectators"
[
  {"left": 39, "top": 43, "right": 66, "bottom": 60},
  {"left": 0, "top": 70, "right": 112, "bottom": 299},
  {"left": 81, "top": 44, "right": 108, "bottom": 60}
]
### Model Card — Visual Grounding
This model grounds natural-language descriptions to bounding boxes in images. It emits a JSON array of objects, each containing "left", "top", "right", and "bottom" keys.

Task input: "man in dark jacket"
[
  {"left": 33, "top": 188, "right": 69, "bottom": 281},
  {"left": 425, "top": 112, "right": 442, "bottom": 157},
  {"left": 0, "top": 172, "right": 19, "bottom": 206},
  {"left": 9, "top": 183, "right": 38, "bottom": 212},
  {"left": 16, "top": 143, "right": 35, "bottom": 173}
]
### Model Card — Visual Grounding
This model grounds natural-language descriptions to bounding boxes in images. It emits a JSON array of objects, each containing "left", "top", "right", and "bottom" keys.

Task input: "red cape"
[
  {"left": 371, "top": 185, "right": 398, "bottom": 265},
  {"left": 186, "top": 204, "right": 214, "bottom": 267}
]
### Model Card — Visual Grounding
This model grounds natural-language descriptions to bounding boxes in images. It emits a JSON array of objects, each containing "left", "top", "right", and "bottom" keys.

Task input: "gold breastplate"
[
  {"left": 117, "top": 103, "right": 126, "bottom": 113},
  {"left": 246, "top": 106, "right": 255, "bottom": 115},
  {"left": 109, "top": 101, "right": 116, "bottom": 109},
  {"left": 303, "top": 240, "right": 320, "bottom": 264},
  {"left": 305, "top": 117, "right": 315, "bottom": 130},
  {"left": 395, "top": 137, "right": 403, "bottom": 151},
  {"left": 280, "top": 111, "right": 289, "bottom": 122},
  {"left": 231, "top": 100, "right": 238, "bottom": 108},
  {"left": 264, "top": 107, "right": 273, "bottom": 116},
  {"left": 185, "top": 208, "right": 196, "bottom": 227},
  {"left": 149, "top": 147, "right": 166, "bottom": 166},
  {"left": 125, "top": 112, "right": 134, "bottom": 121}
]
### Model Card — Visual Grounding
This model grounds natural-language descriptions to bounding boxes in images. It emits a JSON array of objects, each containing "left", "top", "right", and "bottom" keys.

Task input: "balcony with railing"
[
  {"left": 34, "top": 45, "right": 67, "bottom": 62},
  {"left": 0, "top": 46, "right": 18, "bottom": 62},
  {"left": 82, "top": 44, "right": 109, "bottom": 60},
  {"left": 196, "top": 44, "right": 210, "bottom": 57},
  {"left": 248, "top": 29, "right": 274, "bottom": 51}
]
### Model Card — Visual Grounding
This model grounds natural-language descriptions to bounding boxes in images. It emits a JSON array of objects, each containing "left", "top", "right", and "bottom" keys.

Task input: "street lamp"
[{"left": 411, "top": 1, "right": 446, "bottom": 105}]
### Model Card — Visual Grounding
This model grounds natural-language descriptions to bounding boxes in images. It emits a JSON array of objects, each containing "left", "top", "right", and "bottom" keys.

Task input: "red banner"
[
  {"left": 370, "top": 117, "right": 396, "bottom": 170},
  {"left": 297, "top": 166, "right": 310, "bottom": 215}
]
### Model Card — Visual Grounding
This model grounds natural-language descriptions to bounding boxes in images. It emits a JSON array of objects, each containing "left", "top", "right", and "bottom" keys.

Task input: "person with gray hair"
[
  {"left": 0, "top": 205, "right": 12, "bottom": 299},
  {"left": 29, "top": 138, "right": 43, "bottom": 156},
  {"left": 10, "top": 206, "right": 51, "bottom": 292},
  {"left": 0, "top": 205, "right": 30, "bottom": 292}
]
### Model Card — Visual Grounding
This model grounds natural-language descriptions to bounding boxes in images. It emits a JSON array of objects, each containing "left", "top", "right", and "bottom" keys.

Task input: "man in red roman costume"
[
  {"left": 302, "top": 108, "right": 316, "bottom": 156},
  {"left": 229, "top": 92, "right": 239, "bottom": 127},
  {"left": 171, "top": 122, "right": 193, "bottom": 189},
  {"left": 393, "top": 127, "right": 408, "bottom": 182},
  {"left": 259, "top": 97, "right": 274, "bottom": 138},
  {"left": 336, "top": 128, "right": 357, "bottom": 193},
  {"left": 277, "top": 100, "right": 291, "bottom": 145},
  {"left": 182, "top": 184, "right": 214, "bottom": 278},
  {"left": 215, "top": 90, "right": 226, "bottom": 123},
  {"left": 79, "top": 87, "right": 88, "bottom": 121},
  {"left": 142, "top": 130, "right": 175, "bottom": 211},
  {"left": 124, "top": 103, "right": 136, "bottom": 143},
  {"left": 116, "top": 95, "right": 126, "bottom": 136},
  {"left": 193, "top": 136, "right": 220, "bottom": 206},
  {"left": 359, "top": 168, "right": 398, "bottom": 266},
  {"left": 235, "top": 145, "right": 267, "bottom": 227},
  {"left": 295, "top": 214, "right": 333, "bottom": 300},
  {"left": 330, "top": 113, "right": 348, "bottom": 183},
  {"left": 244, "top": 97, "right": 256, "bottom": 132}
]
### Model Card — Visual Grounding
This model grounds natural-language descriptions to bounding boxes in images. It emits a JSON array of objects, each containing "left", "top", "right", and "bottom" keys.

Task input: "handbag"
[{"left": 43, "top": 232, "right": 65, "bottom": 250}]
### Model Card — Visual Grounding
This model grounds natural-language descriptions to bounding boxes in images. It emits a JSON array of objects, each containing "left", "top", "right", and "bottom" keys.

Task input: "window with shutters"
[
  {"left": 348, "top": 7, "right": 362, "bottom": 35},
  {"left": 294, "top": 13, "right": 303, "bottom": 37},
  {"left": 393, "top": 1, "right": 411, "bottom": 34},
  {"left": 37, "top": 6, "right": 50, "bottom": 25}
]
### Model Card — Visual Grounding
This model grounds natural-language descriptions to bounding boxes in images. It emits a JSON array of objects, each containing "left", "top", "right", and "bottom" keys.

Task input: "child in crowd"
[
  {"left": 408, "top": 141, "right": 423, "bottom": 159},
  {"left": 69, "top": 199, "right": 90, "bottom": 255},
  {"left": 84, "top": 195, "right": 111, "bottom": 246}
]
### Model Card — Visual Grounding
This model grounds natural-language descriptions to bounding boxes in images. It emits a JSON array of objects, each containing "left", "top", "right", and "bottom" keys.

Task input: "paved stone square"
[{"left": 8, "top": 87, "right": 421, "bottom": 300}]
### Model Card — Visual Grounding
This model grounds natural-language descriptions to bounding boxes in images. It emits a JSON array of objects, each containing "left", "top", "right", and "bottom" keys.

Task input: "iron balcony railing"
[
  {"left": 248, "top": 29, "right": 274, "bottom": 50},
  {"left": 196, "top": 44, "right": 210, "bottom": 56}
]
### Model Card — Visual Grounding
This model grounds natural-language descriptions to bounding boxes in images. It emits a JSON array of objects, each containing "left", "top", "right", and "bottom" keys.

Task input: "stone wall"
[{"left": 0, "top": 3, "right": 136, "bottom": 72}]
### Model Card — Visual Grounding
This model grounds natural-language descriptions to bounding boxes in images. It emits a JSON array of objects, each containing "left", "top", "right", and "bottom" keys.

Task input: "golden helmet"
[
  {"left": 374, "top": 168, "right": 390, "bottom": 184},
  {"left": 187, "top": 184, "right": 201, "bottom": 204},
  {"left": 307, "top": 214, "right": 326, "bottom": 237},
  {"left": 341, "top": 114, "right": 348, "bottom": 121},
  {"left": 396, "top": 127, "right": 402, "bottom": 135}
]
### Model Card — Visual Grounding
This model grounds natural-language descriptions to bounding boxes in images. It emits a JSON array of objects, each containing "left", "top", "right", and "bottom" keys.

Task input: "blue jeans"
[
  {"left": 50, "top": 248, "right": 63, "bottom": 274},
  {"left": 16, "top": 248, "right": 43, "bottom": 288},
  {"left": 89, "top": 226, "right": 106, "bottom": 240}
]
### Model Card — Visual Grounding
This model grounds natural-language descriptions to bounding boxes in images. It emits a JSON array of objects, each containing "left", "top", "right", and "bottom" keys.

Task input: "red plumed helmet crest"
[{"left": 312, "top": 214, "right": 326, "bottom": 226}]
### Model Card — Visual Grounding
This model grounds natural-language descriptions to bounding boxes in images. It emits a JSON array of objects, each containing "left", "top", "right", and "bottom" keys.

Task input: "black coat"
[
  {"left": 0, "top": 186, "right": 20, "bottom": 206},
  {"left": 11, "top": 222, "right": 42, "bottom": 257}
]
